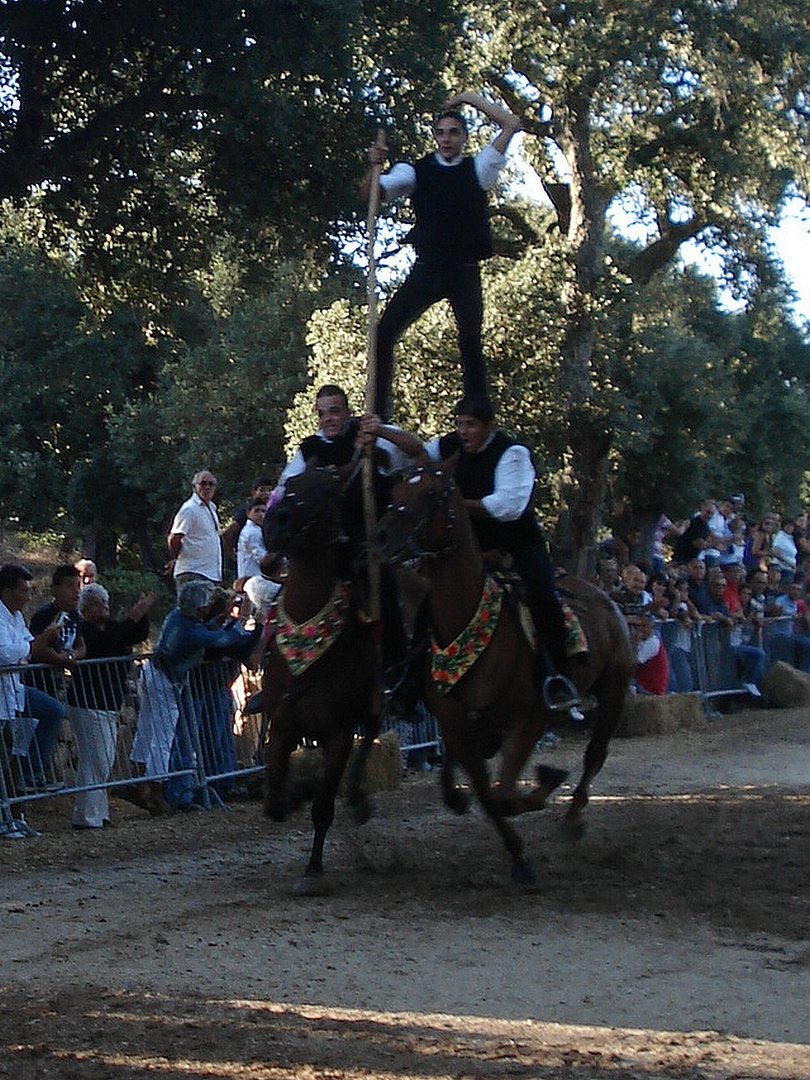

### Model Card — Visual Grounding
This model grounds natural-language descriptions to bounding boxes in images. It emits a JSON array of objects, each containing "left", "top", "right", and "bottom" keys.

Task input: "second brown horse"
[{"left": 372, "top": 456, "right": 634, "bottom": 884}]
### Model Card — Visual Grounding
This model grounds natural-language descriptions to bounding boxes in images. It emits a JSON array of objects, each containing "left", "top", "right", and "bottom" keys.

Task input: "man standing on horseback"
[
  {"left": 362, "top": 394, "right": 582, "bottom": 711},
  {"left": 362, "top": 91, "right": 522, "bottom": 420}
]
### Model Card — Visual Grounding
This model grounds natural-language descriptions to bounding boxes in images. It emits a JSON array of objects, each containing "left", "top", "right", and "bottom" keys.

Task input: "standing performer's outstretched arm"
[{"left": 442, "top": 90, "right": 522, "bottom": 154}]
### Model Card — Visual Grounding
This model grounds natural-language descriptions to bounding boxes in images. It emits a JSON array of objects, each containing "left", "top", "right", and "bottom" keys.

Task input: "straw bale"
[
  {"left": 287, "top": 730, "right": 402, "bottom": 795},
  {"left": 617, "top": 692, "right": 706, "bottom": 736},
  {"left": 761, "top": 661, "right": 810, "bottom": 708}
]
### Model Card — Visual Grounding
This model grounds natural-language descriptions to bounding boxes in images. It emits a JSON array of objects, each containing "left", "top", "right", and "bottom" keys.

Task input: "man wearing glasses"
[{"left": 167, "top": 470, "right": 223, "bottom": 587}]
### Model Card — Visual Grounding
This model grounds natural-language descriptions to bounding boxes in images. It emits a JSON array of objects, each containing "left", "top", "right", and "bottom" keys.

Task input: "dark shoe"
[{"left": 542, "top": 674, "right": 581, "bottom": 712}]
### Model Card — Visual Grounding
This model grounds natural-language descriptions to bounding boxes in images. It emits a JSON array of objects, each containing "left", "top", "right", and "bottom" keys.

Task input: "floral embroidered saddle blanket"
[
  {"left": 268, "top": 580, "right": 352, "bottom": 677},
  {"left": 430, "top": 573, "right": 588, "bottom": 695}
]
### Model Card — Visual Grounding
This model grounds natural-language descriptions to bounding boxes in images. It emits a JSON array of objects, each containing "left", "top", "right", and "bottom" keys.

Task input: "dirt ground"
[{"left": 2, "top": 706, "right": 810, "bottom": 1079}]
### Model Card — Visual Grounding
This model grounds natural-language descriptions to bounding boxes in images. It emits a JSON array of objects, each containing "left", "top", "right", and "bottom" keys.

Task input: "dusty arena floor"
[{"left": 2, "top": 707, "right": 810, "bottom": 1079}]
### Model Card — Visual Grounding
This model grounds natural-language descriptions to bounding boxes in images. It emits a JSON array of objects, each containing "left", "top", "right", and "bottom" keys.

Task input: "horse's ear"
[{"left": 443, "top": 449, "right": 461, "bottom": 477}]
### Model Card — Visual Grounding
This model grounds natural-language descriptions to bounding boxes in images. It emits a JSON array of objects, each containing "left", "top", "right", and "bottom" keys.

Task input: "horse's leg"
[
  {"left": 562, "top": 672, "right": 627, "bottom": 840},
  {"left": 344, "top": 704, "right": 382, "bottom": 825},
  {"left": 452, "top": 741, "right": 537, "bottom": 886},
  {"left": 263, "top": 713, "right": 298, "bottom": 822},
  {"left": 493, "top": 706, "right": 568, "bottom": 816},
  {"left": 440, "top": 748, "right": 470, "bottom": 814},
  {"left": 295, "top": 727, "right": 354, "bottom": 896}
]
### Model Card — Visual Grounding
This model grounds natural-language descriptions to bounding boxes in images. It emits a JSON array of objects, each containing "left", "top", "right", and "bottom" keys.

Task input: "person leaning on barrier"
[
  {"left": 0, "top": 563, "right": 68, "bottom": 792},
  {"left": 68, "top": 584, "right": 157, "bottom": 829},
  {"left": 704, "top": 567, "right": 765, "bottom": 695},
  {"left": 130, "top": 580, "right": 261, "bottom": 812}
]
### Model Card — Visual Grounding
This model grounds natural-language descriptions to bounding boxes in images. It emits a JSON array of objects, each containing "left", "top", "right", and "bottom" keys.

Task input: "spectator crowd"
[
  {"left": 597, "top": 496, "right": 810, "bottom": 697},
  {"left": 4, "top": 413, "right": 810, "bottom": 834}
]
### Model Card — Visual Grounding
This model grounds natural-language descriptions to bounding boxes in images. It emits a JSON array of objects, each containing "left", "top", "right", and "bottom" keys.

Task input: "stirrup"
[{"left": 542, "top": 674, "right": 581, "bottom": 713}]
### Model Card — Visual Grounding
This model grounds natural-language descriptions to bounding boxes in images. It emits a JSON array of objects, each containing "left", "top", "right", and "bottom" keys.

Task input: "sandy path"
[{"left": 2, "top": 707, "right": 809, "bottom": 1078}]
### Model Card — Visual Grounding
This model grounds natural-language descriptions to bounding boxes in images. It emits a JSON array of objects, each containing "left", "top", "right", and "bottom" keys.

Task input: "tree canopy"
[{"left": 1, "top": 0, "right": 810, "bottom": 567}]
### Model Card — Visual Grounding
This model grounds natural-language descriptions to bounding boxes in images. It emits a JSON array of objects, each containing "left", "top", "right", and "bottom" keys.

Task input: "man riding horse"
[
  {"left": 361, "top": 393, "right": 583, "bottom": 712},
  {"left": 272, "top": 384, "right": 422, "bottom": 693}
]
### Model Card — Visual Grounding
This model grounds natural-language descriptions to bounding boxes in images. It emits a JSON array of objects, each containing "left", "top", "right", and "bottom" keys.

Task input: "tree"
[
  {"left": 0, "top": 239, "right": 157, "bottom": 537},
  {"left": 0, "top": 0, "right": 461, "bottom": 312},
  {"left": 409, "top": 0, "right": 810, "bottom": 565}
]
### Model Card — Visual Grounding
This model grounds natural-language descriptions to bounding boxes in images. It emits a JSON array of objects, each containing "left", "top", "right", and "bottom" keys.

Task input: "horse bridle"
[
  {"left": 276, "top": 482, "right": 346, "bottom": 547},
  {"left": 386, "top": 465, "right": 460, "bottom": 562}
]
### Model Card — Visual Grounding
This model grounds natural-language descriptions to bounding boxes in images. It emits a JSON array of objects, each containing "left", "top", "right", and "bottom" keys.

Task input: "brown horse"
[
  {"left": 372, "top": 456, "right": 634, "bottom": 884},
  {"left": 262, "top": 466, "right": 382, "bottom": 895}
]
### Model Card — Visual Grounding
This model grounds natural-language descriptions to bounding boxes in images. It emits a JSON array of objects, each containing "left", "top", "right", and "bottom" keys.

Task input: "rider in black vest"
[
  {"left": 272, "top": 385, "right": 417, "bottom": 690},
  {"left": 363, "top": 395, "right": 582, "bottom": 711},
  {"left": 363, "top": 91, "right": 521, "bottom": 420}
]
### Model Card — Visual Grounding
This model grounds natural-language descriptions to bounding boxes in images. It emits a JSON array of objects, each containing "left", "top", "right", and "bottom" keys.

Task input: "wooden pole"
[{"left": 362, "top": 129, "right": 387, "bottom": 626}]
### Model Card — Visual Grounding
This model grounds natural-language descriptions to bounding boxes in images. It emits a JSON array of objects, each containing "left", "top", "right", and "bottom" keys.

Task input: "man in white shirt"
[
  {"left": 363, "top": 394, "right": 581, "bottom": 710},
  {"left": 363, "top": 90, "right": 521, "bottom": 419},
  {"left": 0, "top": 563, "right": 67, "bottom": 789},
  {"left": 168, "top": 470, "right": 223, "bottom": 586}
]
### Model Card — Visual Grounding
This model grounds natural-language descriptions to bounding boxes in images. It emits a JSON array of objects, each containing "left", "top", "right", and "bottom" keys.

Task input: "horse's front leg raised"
[
  {"left": 562, "top": 675, "right": 625, "bottom": 840},
  {"left": 295, "top": 728, "right": 355, "bottom": 897},
  {"left": 492, "top": 705, "right": 568, "bottom": 816}
]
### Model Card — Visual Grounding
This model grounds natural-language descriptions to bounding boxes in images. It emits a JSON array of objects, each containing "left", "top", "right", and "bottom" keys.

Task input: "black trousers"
[
  {"left": 511, "top": 540, "right": 568, "bottom": 673},
  {"left": 375, "top": 259, "right": 488, "bottom": 419}
]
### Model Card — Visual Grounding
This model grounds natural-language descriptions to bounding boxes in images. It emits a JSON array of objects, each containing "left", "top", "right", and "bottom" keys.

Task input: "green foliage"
[
  {"left": 2, "top": 0, "right": 810, "bottom": 562},
  {"left": 99, "top": 566, "right": 175, "bottom": 629},
  {"left": 0, "top": 239, "right": 153, "bottom": 531},
  {"left": 0, "top": 0, "right": 461, "bottom": 314},
  {"left": 108, "top": 281, "right": 311, "bottom": 527}
]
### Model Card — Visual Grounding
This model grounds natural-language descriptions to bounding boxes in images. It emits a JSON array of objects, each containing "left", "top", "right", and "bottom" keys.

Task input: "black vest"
[
  {"left": 412, "top": 154, "right": 492, "bottom": 265},
  {"left": 299, "top": 419, "right": 393, "bottom": 550},
  {"left": 300, "top": 419, "right": 360, "bottom": 468},
  {"left": 438, "top": 431, "right": 539, "bottom": 551}
]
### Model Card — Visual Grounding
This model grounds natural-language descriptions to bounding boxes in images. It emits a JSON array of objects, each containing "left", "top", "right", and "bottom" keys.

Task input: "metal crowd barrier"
[
  {"left": 1, "top": 653, "right": 440, "bottom": 836},
  {"left": 657, "top": 616, "right": 801, "bottom": 702}
]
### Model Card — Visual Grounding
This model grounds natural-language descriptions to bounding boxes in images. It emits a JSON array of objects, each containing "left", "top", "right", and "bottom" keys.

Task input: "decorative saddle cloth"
[
  {"left": 431, "top": 575, "right": 504, "bottom": 695},
  {"left": 268, "top": 581, "right": 352, "bottom": 677},
  {"left": 431, "top": 573, "right": 589, "bottom": 695}
]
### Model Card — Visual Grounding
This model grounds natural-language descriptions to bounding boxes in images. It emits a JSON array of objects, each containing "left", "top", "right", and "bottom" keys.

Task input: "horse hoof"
[
  {"left": 510, "top": 859, "right": 539, "bottom": 887},
  {"left": 293, "top": 874, "right": 332, "bottom": 898},
  {"left": 445, "top": 788, "right": 470, "bottom": 815},
  {"left": 536, "top": 765, "right": 569, "bottom": 794},
  {"left": 560, "top": 814, "right": 586, "bottom": 842}
]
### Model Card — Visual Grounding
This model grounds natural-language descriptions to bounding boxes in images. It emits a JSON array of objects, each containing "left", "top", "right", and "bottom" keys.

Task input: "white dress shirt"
[{"left": 424, "top": 433, "right": 535, "bottom": 521}]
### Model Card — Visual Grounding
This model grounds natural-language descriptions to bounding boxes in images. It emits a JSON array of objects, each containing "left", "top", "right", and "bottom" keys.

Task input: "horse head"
[
  {"left": 263, "top": 466, "right": 345, "bottom": 555},
  {"left": 372, "top": 453, "right": 463, "bottom": 563}
]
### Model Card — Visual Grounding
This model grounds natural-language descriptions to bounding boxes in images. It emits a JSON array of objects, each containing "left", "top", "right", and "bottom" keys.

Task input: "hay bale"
[
  {"left": 286, "top": 731, "right": 402, "bottom": 796},
  {"left": 761, "top": 661, "right": 810, "bottom": 707},
  {"left": 617, "top": 692, "right": 707, "bottom": 736}
]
